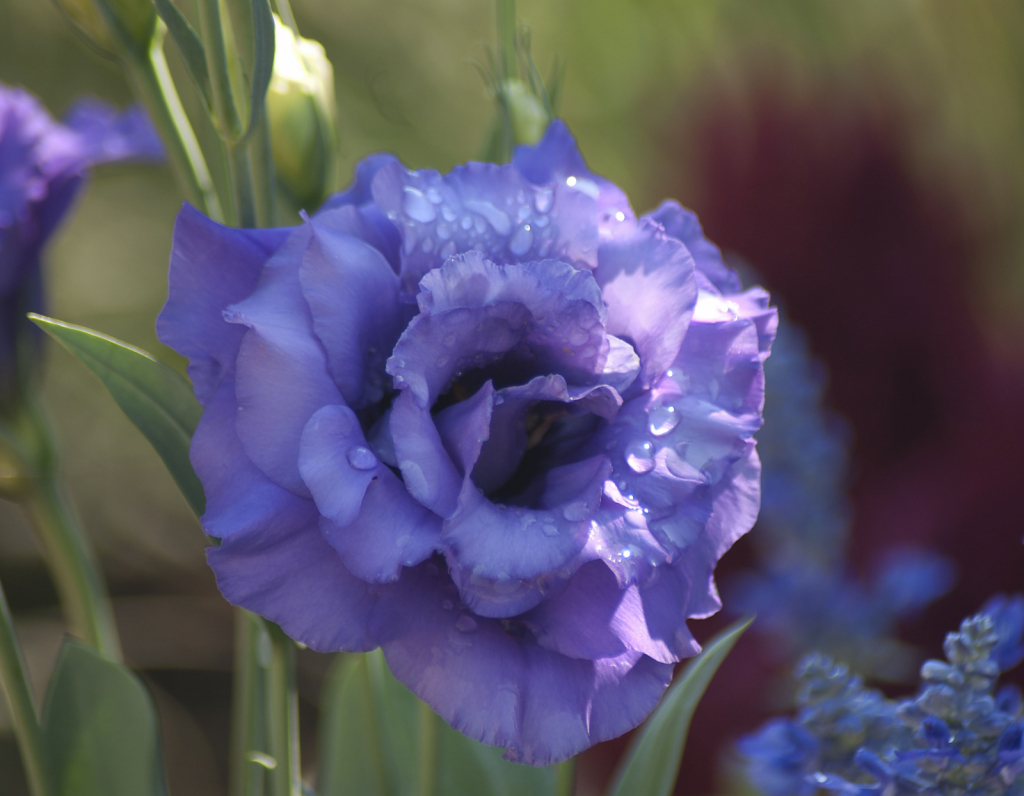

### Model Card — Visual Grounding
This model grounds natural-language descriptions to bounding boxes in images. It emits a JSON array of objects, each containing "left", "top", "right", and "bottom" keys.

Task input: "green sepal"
[
  {"left": 152, "top": 0, "right": 213, "bottom": 110},
  {"left": 243, "top": 0, "right": 276, "bottom": 140},
  {"left": 607, "top": 617, "right": 753, "bottom": 796},
  {"left": 42, "top": 640, "right": 169, "bottom": 796},
  {"left": 28, "top": 314, "right": 205, "bottom": 518},
  {"left": 318, "top": 649, "right": 571, "bottom": 796}
]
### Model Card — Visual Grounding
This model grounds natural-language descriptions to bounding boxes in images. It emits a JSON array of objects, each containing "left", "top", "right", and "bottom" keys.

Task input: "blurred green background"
[{"left": 2, "top": 1, "right": 1024, "bottom": 794}]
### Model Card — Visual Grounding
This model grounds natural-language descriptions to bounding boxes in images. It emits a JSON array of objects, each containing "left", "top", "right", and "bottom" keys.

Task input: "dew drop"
[
  {"left": 615, "top": 211, "right": 626, "bottom": 222},
  {"left": 426, "top": 187, "right": 443, "bottom": 204},
  {"left": 625, "top": 439, "right": 655, "bottom": 474},
  {"left": 533, "top": 214, "right": 549, "bottom": 228},
  {"left": 508, "top": 224, "right": 533, "bottom": 256},
  {"left": 534, "top": 188, "right": 553, "bottom": 212},
  {"left": 566, "top": 176, "right": 577, "bottom": 187},
  {"left": 436, "top": 354, "right": 449, "bottom": 368},
  {"left": 464, "top": 200, "right": 511, "bottom": 235},
  {"left": 461, "top": 216, "right": 473, "bottom": 230},
  {"left": 648, "top": 402, "right": 680, "bottom": 436},
  {"left": 517, "top": 204, "right": 531, "bottom": 221},
  {"left": 568, "top": 327, "right": 589, "bottom": 345},
  {"left": 455, "top": 615, "right": 478, "bottom": 632},
  {"left": 346, "top": 446, "right": 378, "bottom": 470},
  {"left": 436, "top": 223, "right": 451, "bottom": 240},
  {"left": 562, "top": 501, "right": 590, "bottom": 522},
  {"left": 474, "top": 217, "right": 486, "bottom": 234},
  {"left": 541, "top": 522, "right": 560, "bottom": 537},
  {"left": 439, "top": 241, "right": 457, "bottom": 259},
  {"left": 402, "top": 187, "right": 437, "bottom": 223}
]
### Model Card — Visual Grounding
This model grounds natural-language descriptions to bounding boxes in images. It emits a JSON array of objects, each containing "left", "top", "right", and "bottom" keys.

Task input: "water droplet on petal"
[
  {"left": 533, "top": 214, "right": 549, "bottom": 228},
  {"left": 426, "top": 187, "right": 443, "bottom": 204},
  {"left": 455, "top": 615, "right": 478, "bottom": 632},
  {"left": 566, "top": 176, "right": 577, "bottom": 187},
  {"left": 517, "top": 204, "right": 531, "bottom": 221},
  {"left": 534, "top": 188, "right": 553, "bottom": 213},
  {"left": 625, "top": 439, "right": 655, "bottom": 474},
  {"left": 347, "top": 446, "right": 378, "bottom": 470},
  {"left": 562, "top": 501, "right": 590, "bottom": 522},
  {"left": 461, "top": 216, "right": 473, "bottom": 230},
  {"left": 402, "top": 187, "right": 437, "bottom": 223},
  {"left": 440, "top": 241, "right": 457, "bottom": 259},
  {"left": 615, "top": 211, "right": 626, "bottom": 222},
  {"left": 541, "top": 522, "right": 559, "bottom": 537},
  {"left": 464, "top": 200, "right": 511, "bottom": 235},
  {"left": 441, "top": 205, "right": 457, "bottom": 222},
  {"left": 648, "top": 402, "right": 680, "bottom": 436},
  {"left": 436, "top": 223, "right": 451, "bottom": 240},
  {"left": 508, "top": 224, "right": 533, "bottom": 256}
]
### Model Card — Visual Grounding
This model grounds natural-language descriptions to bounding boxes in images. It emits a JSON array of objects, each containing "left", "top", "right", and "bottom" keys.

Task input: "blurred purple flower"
[
  {"left": 0, "top": 83, "right": 163, "bottom": 411},
  {"left": 158, "top": 121, "right": 776, "bottom": 764}
]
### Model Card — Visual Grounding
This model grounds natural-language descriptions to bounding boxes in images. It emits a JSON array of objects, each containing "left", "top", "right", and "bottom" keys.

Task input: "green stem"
[
  {"left": 197, "top": 0, "right": 244, "bottom": 142},
  {"left": 416, "top": 698, "right": 437, "bottom": 796},
  {"left": 22, "top": 474, "right": 122, "bottom": 663},
  {"left": 248, "top": 116, "right": 277, "bottom": 228},
  {"left": 0, "top": 579, "right": 52, "bottom": 796},
  {"left": 230, "top": 609, "right": 267, "bottom": 796},
  {"left": 496, "top": 0, "right": 518, "bottom": 81},
  {"left": 554, "top": 760, "right": 575, "bottom": 796},
  {"left": 265, "top": 621, "right": 301, "bottom": 796},
  {"left": 228, "top": 143, "right": 257, "bottom": 228},
  {"left": 124, "top": 31, "right": 224, "bottom": 222},
  {"left": 273, "top": 0, "right": 298, "bottom": 35}
]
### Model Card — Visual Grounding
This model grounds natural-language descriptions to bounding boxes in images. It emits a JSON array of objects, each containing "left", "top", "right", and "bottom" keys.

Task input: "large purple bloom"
[
  {"left": 0, "top": 84, "right": 162, "bottom": 411},
  {"left": 158, "top": 121, "right": 776, "bottom": 765}
]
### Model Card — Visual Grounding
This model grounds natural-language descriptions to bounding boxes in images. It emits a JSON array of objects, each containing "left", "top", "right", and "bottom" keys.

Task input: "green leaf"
[
  {"left": 28, "top": 314, "right": 205, "bottom": 517},
  {"left": 42, "top": 640, "right": 169, "bottom": 796},
  {"left": 318, "top": 649, "right": 569, "bottom": 796},
  {"left": 243, "top": 0, "right": 275, "bottom": 139},
  {"left": 153, "top": 0, "right": 213, "bottom": 110},
  {"left": 608, "top": 617, "right": 753, "bottom": 796}
]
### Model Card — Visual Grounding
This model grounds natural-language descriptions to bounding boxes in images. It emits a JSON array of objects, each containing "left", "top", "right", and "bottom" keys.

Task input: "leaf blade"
[
  {"left": 42, "top": 640, "right": 169, "bottom": 796},
  {"left": 153, "top": 0, "right": 213, "bottom": 109},
  {"left": 243, "top": 0, "right": 275, "bottom": 139},
  {"left": 29, "top": 314, "right": 205, "bottom": 517},
  {"left": 608, "top": 617, "right": 754, "bottom": 796}
]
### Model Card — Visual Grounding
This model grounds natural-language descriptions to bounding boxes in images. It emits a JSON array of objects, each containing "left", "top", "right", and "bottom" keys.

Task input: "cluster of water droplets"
[{"left": 391, "top": 174, "right": 562, "bottom": 267}]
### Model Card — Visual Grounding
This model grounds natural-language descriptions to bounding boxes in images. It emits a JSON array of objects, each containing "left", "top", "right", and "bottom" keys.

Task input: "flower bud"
[
  {"left": 502, "top": 79, "right": 548, "bottom": 147},
  {"left": 266, "top": 16, "right": 337, "bottom": 211},
  {"left": 54, "top": 0, "right": 157, "bottom": 56}
]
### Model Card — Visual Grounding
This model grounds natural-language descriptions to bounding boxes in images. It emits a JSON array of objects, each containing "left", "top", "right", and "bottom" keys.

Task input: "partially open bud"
[
  {"left": 267, "top": 16, "right": 337, "bottom": 211},
  {"left": 503, "top": 79, "right": 548, "bottom": 147},
  {"left": 54, "top": 0, "right": 157, "bottom": 56}
]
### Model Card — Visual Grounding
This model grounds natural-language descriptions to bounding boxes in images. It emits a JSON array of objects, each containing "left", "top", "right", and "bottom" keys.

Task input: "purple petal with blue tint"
[
  {"left": 157, "top": 205, "right": 290, "bottom": 404},
  {"left": 646, "top": 200, "right": 742, "bottom": 294},
  {"left": 63, "top": 98, "right": 164, "bottom": 164},
  {"left": 371, "top": 159, "right": 599, "bottom": 295}
]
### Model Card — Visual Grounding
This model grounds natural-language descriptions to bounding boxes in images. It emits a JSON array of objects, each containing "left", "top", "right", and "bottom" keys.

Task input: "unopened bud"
[
  {"left": 503, "top": 79, "right": 548, "bottom": 147},
  {"left": 267, "top": 16, "right": 337, "bottom": 211},
  {"left": 54, "top": 0, "right": 157, "bottom": 56}
]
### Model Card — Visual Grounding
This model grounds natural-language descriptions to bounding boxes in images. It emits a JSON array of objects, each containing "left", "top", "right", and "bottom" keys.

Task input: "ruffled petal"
[
  {"left": 389, "top": 389, "right": 463, "bottom": 516},
  {"left": 156, "top": 204, "right": 290, "bottom": 404},
  {"left": 594, "top": 219, "right": 698, "bottom": 389},
  {"left": 370, "top": 159, "right": 599, "bottom": 295},
  {"left": 300, "top": 211, "right": 406, "bottom": 408},
  {"left": 62, "top": 98, "right": 164, "bottom": 165},
  {"left": 645, "top": 200, "right": 742, "bottom": 294},
  {"left": 379, "top": 564, "right": 673, "bottom": 766},
  {"left": 225, "top": 225, "right": 344, "bottom": 495},
  {"left": 512, "top": 119, "right": 635, "bottom": 232},
  {"left": 319, "top": 153, "right": 400, "bottom": 210}
]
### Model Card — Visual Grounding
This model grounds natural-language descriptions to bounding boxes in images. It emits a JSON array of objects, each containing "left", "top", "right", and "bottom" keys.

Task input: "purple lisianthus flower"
[
  {"left": 158, "top": 121, "right": 776, "bottom": 764},
  {"left": 0, "top": 83, "right": 163, "bottom": 412}
]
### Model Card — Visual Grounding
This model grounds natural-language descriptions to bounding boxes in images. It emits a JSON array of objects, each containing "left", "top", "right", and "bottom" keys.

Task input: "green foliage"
[
  {"left": 318, "top": 649, "right": 572, "bottom": 796},
  {"left": 608, "top": 617, "right": 753, "bottom": 796},
  {"left": 42, "top": 640, "right": 169, "bottom": 796},
  {"left": 152, "top": 0, "right": 213, "bottom": 110},
  {"left": 243, "top": 0, "right": 276, "bottom": 139},
  {"left": 29, "top": 315, "right": 205, "bottom": 517}
]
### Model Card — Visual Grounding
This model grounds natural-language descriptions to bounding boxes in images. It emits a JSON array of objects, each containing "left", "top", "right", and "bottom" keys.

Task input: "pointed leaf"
[
  {"left": 153, "top": 0, "right": 213, "bottom": 109},
  {"left": 29, "top": 314, "right": 205, "bottom": 517},
  {"left": 243, "top": 0, "right": 275, "bottom": 138},
  {"left": 42, "top": 640, "right": 169, "bottom": 796},
  {"left": 318, "top": 649, "right": 568, "bottom": 796},
  {"left": 608, "top": 617, "right": 753, "bottom": 796}
]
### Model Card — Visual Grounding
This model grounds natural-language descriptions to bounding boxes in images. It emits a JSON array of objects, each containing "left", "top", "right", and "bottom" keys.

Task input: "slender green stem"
[
  {"left": 554, "top": 760, "right": 576, "bottom": 796},
  {"left": 22, "top": 475, "right": 122, "bottom": 663},
  {"left": 496, "top": 0, "right": 518, "bottom": 81},
  {"left": 197, "top": 0, "right": 244, "bottom": 142},
  {"left": 416, "top": 698, "right": 437, "bottom": 796},
  {"left": 230, "top": 609, "right": 267, "bottom": 796},
  {"left": 265, "top": 621, "right": 301, "bottom": 796},
  {"left": 273, "top": 0, "right": 298, "bottom": 35},
  {"left": 0, "top": 579, "right": 52, "bottom": 796},
  {"left": 228, "top": 144, "right": 257, "bottom": 228},
  {"left": 248, "top": 116, "right": 277, "bottom": 228},
  {"left": 124, "top": 31, "right": 224, "bottom": 222}
]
